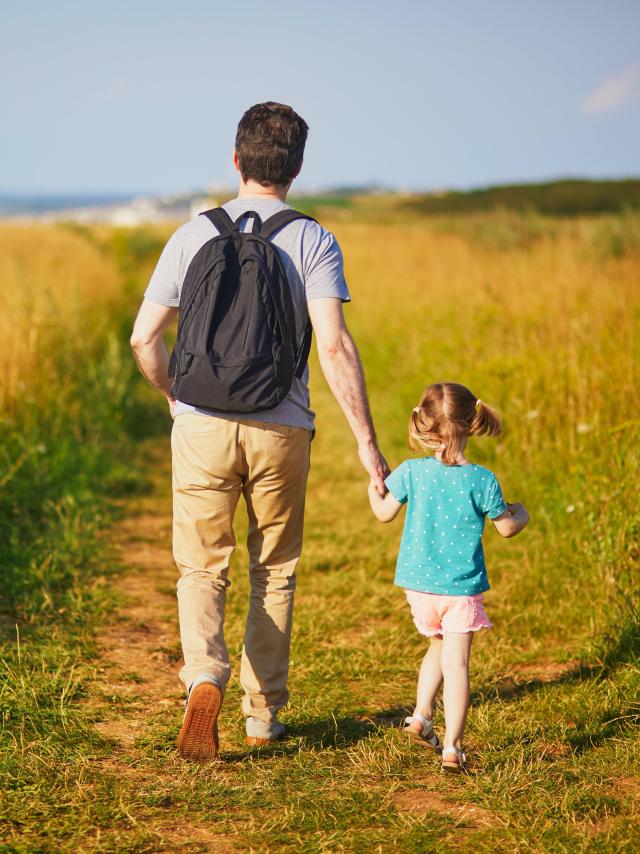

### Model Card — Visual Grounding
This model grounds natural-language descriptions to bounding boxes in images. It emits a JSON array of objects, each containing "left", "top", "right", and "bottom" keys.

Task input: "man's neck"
[{"left": 236, "top": 178, "right": 289, "bottom": 203}]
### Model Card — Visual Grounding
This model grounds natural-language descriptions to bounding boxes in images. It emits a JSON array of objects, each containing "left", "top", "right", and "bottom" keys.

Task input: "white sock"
[{"left": 188, "top": 673, "right": 222, "bottom": 695}]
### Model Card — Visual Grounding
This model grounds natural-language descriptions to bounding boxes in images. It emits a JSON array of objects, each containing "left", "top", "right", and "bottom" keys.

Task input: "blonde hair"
[{"left": 409, "top": 382, "right": 502, "bottom": 466}]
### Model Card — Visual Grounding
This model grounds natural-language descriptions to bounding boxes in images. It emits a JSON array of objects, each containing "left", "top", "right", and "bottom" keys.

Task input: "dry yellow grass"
[
  {"left": 2, "top": 212, "right": 639, "bottom": 852},
  {"left": 0, "top": 224, "right": 122, "bottom": 414},
  {"left": 336, "top": 221, "right": 637, "bottom": 439}
]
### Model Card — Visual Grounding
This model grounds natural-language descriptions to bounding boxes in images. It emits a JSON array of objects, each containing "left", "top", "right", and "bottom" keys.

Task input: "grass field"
[{"left": 1, "top": 209, "right": 639, "bottom": 852}]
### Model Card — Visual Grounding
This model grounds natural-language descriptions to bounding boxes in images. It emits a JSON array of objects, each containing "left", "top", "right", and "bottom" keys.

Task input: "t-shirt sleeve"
[
  {"left": 483, "top": 474, "right": 507, "bottom": 519},
  {"left": 303, "top": 226, "right": 351, "bottom": 303},
  {"left": 385, "top": 462, "right": 410, "bottom": 504},
  {"left": 144, "top": 229, "right": 185, "bottom": 308}
]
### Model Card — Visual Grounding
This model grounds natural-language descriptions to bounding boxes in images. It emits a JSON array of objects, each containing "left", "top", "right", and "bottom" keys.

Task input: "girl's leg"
[
  {"left": 440, "top": 632, "right": 473, "bottom": 749},
  {"left": 415, "top": 635, "right": 443, "bottom": 720}
]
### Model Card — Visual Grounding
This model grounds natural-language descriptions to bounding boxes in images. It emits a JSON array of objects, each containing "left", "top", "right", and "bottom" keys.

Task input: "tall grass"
[
  {"left": 0, "top": 221, "right": 177, "bottom": 852},
  {"left": 0, "top": 225, "right": 145, "bottom": 618},
  {"left": 337, "top": 218, "right": 639, "bottom": 651},
  {"left": 0, "top": 226, "right": 121, "bottom": 414},
  {"left": 1, "top": 212, "right": 639, "bottom": 851}
]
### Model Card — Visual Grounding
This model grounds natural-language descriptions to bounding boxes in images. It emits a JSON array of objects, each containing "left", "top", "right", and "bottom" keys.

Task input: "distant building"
[
  {"left": 8, "top": 188, "right": 228, "bottom": 226},
  {"left": 190, "top": 196, "right": 218, "bottom": 218},
  {"left": 109, "top": 198, "right": 159, "bottom": 226}
]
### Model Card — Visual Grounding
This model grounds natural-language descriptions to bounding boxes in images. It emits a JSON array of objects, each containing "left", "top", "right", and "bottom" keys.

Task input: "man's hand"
[
  {"left": 167, "top": 396, "right": 177, "bottom": 419},
  {"left": 359, "top": 440, "right": 389, "bottom": 495}
]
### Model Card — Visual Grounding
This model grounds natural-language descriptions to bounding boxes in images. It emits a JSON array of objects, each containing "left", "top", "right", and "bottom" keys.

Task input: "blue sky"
[{"left": 2, "top": 0, "right": 639, "bottom": 194}]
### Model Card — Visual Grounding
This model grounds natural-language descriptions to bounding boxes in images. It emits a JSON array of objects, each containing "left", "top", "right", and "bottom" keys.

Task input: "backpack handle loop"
[{"left": 237, "top": 210, "right": 263, "bottom": 234}]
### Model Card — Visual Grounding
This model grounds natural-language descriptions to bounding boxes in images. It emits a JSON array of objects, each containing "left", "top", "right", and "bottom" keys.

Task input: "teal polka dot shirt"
[{"left": 385, "top": 457, "right": 507, "bottom": 596}]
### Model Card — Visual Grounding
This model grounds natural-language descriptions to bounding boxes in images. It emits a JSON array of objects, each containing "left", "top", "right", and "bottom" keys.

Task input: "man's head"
[{"left": 234, "top": 102, "right": 308, "bottom": 189}]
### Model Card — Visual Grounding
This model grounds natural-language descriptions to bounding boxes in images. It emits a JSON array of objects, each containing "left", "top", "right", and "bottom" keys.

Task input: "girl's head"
[{"left": 409, "top": 382, "right": 502, "bottom": 465}]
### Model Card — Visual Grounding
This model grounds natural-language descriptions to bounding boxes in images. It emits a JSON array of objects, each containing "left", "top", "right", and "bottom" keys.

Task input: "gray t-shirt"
[{"left": 144, "top": 197, "right": 350, "bottom": 431}]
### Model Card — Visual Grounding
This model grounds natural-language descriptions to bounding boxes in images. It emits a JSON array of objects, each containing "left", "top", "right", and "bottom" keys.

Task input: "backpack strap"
[
  {"left": 294, "top": 321, "right": 313, "bottom": 378},
  {"left": 260, "top": 209, "right": 318, "bottom": 379},
  {"left": 259, "top": 209, "right": 316, "bottom": 240},
  {"left": 201, "top": 207, "right": 235, "bottom": 234}
]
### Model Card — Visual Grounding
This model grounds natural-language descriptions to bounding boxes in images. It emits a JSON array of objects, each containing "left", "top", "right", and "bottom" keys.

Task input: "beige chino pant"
[{"left": 171, "top": 413, "right": 311, "bottom": 723}]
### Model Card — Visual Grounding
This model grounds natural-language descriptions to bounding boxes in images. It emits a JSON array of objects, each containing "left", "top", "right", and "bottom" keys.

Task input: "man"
[{"left": 131, "top": 102, "right": 387, "bottom": 760}]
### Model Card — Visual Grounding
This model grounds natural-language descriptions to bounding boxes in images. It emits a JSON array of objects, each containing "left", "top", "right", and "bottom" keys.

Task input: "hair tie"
[
  {"left": 475, "top": 399, "right": 481, "bottom": 409},
  {"left": 413, "top": 406, "right": 422, "bottom": 414}
]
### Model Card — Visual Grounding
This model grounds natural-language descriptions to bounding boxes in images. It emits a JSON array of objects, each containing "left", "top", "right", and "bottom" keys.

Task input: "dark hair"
[
  {"left": 409, "top": 382, "right": 502, "bottom": 466},
  {"left": 235, "top": 102, "right": 308, "bottom": 187}
]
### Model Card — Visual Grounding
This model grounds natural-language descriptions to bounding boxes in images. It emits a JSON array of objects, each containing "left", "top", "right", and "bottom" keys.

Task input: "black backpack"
[{"left": 169, "top": 207, "right": 315, "bottom": 413}]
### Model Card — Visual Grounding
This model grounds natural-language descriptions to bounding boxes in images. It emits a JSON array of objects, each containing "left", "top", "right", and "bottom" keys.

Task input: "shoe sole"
[
  {"left": 405, "top": 729, "right": 440, "bottom": 751},
  {"left": 244, "top": 734, "right": 284, "bottom": 747},
  {"left": 441, "top": 762, "right": 466, "bottom": 774},
  {"left": 178, "top": 683, "right": 222, "bottom": 761}
]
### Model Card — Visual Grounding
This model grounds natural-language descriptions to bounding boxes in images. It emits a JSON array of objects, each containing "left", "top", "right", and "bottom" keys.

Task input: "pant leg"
[
  {"left": 238, "top": 421, "right": 311, "bottom": 722},
  {"left": 171, "top": 414, "right": 245, "bottom": 691}
]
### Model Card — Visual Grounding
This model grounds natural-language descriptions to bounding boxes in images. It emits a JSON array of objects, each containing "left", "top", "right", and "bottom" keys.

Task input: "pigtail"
[
  {"left": 408, "top": 408, "right": 423, "bottom": 453},
  {"left": 470, "top": 399, "right": 502, "bottom": 438}
]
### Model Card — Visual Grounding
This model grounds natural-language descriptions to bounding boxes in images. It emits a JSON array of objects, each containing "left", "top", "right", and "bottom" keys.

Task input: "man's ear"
[{"left": 232, "top": 149, "right": 241, "bottom": 173}]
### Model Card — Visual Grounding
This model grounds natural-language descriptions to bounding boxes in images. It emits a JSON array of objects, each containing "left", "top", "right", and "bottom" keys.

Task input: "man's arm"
[
  {"left": 130, "top": 299, "right": 179, "bottom": 415},
  {"left": 307, "top": 297, "right": 388, "bottom": 493}
]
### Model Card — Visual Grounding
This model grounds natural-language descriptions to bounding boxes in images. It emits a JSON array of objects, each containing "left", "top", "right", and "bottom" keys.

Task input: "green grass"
[
  {"left": 0, "top": 226, "right": 163, "bottom": 851},
  {"left": 1, "top": 213, "right": 639, "bottom": 852},
  {"left": 403, "top": 178, "right": 640, "bottom": 216}
]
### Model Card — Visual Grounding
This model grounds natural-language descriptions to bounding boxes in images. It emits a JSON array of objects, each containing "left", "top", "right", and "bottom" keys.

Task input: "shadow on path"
[{"left": 222, "top": 706, "right": 414, "bottom": 762}]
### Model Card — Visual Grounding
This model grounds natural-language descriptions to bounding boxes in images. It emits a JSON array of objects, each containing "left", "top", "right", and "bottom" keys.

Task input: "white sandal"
[
  {"left": 403, "top": 713, "right": 441, "bottom": 750},
  {"left": 441, "top": 745, "right": 467, "bottom": 774}
]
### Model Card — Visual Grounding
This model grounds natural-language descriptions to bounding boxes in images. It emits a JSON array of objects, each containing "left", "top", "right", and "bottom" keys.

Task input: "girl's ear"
[{"left": 470, "top": 401, "right": 502, "bottom": 437}]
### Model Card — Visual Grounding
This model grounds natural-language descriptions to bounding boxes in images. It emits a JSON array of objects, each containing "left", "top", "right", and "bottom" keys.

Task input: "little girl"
[{"left": 368, "top": 382, "right": 529, "bottom": 773}]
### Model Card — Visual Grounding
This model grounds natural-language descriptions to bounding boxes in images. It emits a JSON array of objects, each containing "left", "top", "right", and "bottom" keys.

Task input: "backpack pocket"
[{"left": 175, "top": 352, "right": 283, "bottom": 413}]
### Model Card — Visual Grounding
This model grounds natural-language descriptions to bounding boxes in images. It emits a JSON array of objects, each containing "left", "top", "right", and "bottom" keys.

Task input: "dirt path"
[
  {"left": 84, "top": 446, "right": 237, "bottom": 853},
  {"left": 91, "top": 507, "right": 182, "bottom": 748},
  {"left": 82, "top": 443, "right": 503, "bottom": 851}
]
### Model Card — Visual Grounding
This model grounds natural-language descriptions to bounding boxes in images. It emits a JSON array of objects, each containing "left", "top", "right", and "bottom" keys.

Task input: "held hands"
[{"left": 358, "top": 440, "right": 390, "bottom": 496}]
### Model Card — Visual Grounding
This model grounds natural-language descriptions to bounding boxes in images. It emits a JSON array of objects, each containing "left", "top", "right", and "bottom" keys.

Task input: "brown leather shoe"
[{"left": 177, "top": 682, "right": 222, "bottom": 761}]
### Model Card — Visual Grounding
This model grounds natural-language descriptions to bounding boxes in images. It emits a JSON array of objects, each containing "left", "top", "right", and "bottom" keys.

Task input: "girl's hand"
[
  {"left": 507, "top": 502, "right": 526, "bottom": 515},
  {"left": 494, "top": 502, "right": 530, "bottom": 537},
  {"left": 369, "top": 480, "right": 403, "bottom": 522}
]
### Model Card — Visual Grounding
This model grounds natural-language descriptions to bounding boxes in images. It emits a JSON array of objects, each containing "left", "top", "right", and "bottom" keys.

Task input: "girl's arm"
[
  {"left": 368, "top": 480, "right": 403, "bottom": 522},
  {"left": 492, "top": 502, "right": 530, "bottom": 538}
]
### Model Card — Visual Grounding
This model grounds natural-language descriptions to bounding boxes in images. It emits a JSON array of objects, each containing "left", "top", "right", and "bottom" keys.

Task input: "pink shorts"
[{"left": 405, "top": 589, "right": 493, "bottom": 637}]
